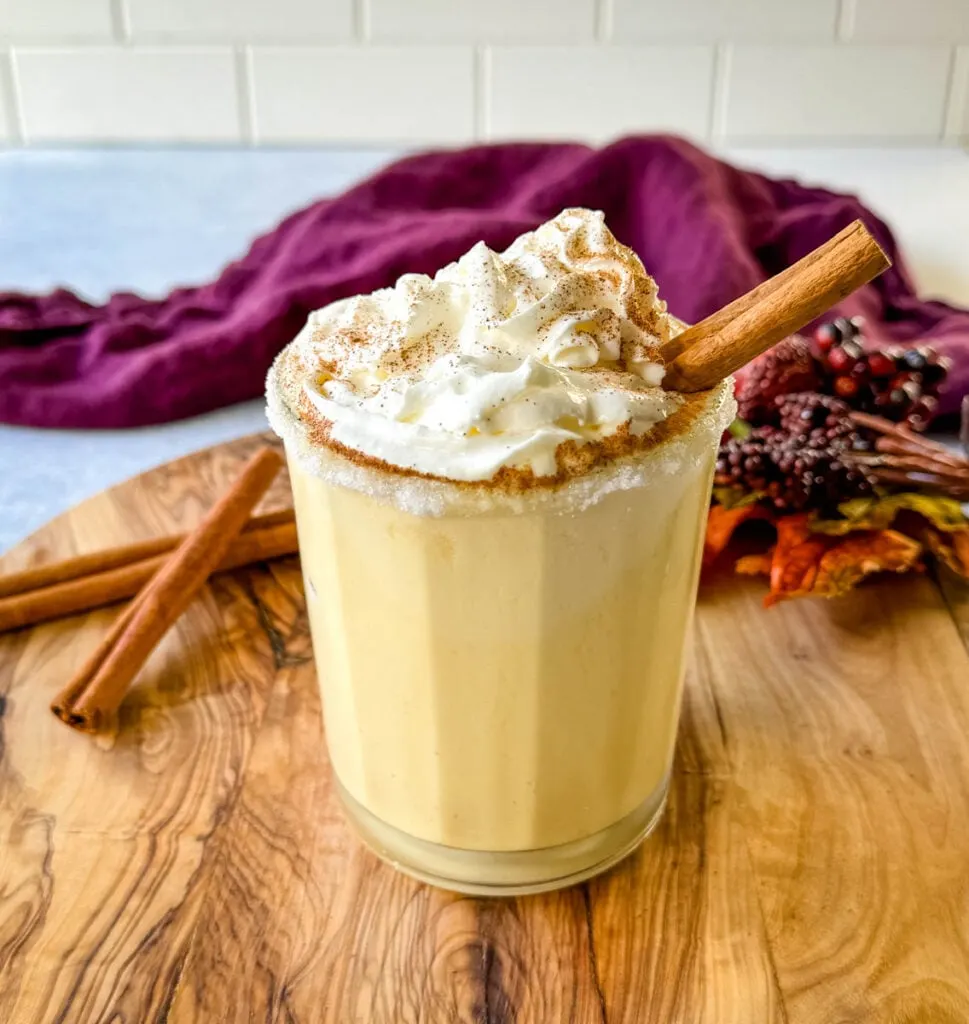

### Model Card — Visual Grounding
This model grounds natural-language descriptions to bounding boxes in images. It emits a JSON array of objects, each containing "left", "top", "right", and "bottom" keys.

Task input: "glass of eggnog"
[{"left": 267, "top": 209, "right": 735, "bottom": 894}]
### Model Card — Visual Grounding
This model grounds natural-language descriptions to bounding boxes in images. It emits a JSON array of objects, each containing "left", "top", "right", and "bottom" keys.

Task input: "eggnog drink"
[{"left": 268, "top": 209, "right": 735, "bottom": 893}]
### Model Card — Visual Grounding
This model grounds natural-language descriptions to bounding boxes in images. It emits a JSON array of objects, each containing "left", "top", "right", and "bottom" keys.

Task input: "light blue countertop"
[{"left": 1, "top": 145, "right": 968, "bottom": 552}]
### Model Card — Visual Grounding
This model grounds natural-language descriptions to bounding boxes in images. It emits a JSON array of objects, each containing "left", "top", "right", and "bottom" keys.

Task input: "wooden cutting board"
[{"left": 2, "top": 431, "right": 969, "bottom": 1023}]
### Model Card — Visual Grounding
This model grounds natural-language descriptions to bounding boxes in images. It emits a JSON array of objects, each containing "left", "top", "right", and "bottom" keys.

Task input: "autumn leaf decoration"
[{"left": 705, "top": 352, "right": 969, "bottom": 605}]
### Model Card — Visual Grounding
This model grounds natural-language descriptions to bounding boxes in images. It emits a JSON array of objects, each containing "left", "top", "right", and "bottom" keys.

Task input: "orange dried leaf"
[
  {"left": 811, "top": 530, "right": 923, "bottom": 598},
  {"left": 766, "top": 514, "right": 828, "bottom": 605},
  {"left": 735, "top": 552, "right": 773, "bottom": 576},
  {"left": 766, "top": 521, "right": 922, "bottom": 607},
  {"left": 923, "top": 527, "right": 969, "bottom": 578},
  {"left": 704, "top": 503, "right": 772, "bottom": 568}
]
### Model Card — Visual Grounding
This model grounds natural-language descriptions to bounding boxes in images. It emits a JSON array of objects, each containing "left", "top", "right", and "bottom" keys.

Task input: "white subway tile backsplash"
[
  {"left": 14, "top": 47, "right": 241, "bottom": 142},
  {"left": 612, "top": 0, "right": 839, "bottom": 41},
  {"left": 0, "top": 1, "right": 963, "bottom": 148},
  {"left": 722, "top": 45, "right": 952, "bottom": 140},
  {"left": 128, "top": 0, "right": 353, "bottom": 41},
  {"left": 851, "top": 0, "right": 969, "bottom": 43},
  {"left": 487, "top": 45, "right": 714, "bottom": 141},
  {"left": 249, "top": 47, "right": 474, "bottom": 142},
  {"left": 369, "top": 0, "right": 596, "bottom": 42},
  {"left": 0, "top": 0, "right": 112, "bottom": 40}
]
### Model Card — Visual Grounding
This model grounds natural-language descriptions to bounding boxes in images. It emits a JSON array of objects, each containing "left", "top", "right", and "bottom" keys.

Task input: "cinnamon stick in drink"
[
  {"left": 661, "top": 221, "right": 890, "bottom": 392},
  {"left": 52, "top": 446, "right": 284, "bottom": 732}
]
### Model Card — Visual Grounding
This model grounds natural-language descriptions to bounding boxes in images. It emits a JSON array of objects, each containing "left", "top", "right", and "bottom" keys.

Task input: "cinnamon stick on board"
[
  {"left": 52, "top": 446, "right": 284, "bottom": 732},
  {"left": 661, "top": 220, "right": 890, "bottom": 392},
  {"left": 0, "top": 517, "right": 297, "bottom": 633},
  {"left": 0, "top": 508, "right": 294, "bottom": 600}
]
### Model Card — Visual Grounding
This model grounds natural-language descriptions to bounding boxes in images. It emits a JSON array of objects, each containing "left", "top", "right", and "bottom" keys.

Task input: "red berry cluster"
[
  {"left": 810, "top": 318, "right": 949, "bottom": 431},
  {"left": 726, "top": 321, "right": 953, "bottom": 511}
]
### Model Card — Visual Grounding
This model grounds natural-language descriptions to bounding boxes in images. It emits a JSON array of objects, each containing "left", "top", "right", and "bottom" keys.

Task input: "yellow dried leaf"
[{"left": 811, "top": 493, "right": 967, "bottom": 536}]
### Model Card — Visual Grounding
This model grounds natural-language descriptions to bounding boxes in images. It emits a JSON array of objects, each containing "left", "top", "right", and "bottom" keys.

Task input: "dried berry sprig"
[{"left": 846, "top": 412, "right": 969, "bottom": 501}]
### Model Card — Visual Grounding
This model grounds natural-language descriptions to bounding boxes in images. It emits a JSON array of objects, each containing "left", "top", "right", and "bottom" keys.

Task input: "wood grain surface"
[{"left": 1, "top": 432, "right": 968, "bottom": 1023}]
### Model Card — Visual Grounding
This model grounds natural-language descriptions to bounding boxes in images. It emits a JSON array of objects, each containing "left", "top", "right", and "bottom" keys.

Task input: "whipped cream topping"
[{"left": 273, "top": 208, "right": 682, "bottom": 482}]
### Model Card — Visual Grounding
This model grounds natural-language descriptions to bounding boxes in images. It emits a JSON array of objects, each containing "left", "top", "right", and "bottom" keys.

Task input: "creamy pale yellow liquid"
[{"left": 287, "top": 447, "right": 714, "bottom": 858}]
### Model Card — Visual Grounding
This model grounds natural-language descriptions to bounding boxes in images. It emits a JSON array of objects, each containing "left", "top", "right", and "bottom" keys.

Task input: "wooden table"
[{"left": 2, "top": 433, "right": 968, "bottom": 1023}]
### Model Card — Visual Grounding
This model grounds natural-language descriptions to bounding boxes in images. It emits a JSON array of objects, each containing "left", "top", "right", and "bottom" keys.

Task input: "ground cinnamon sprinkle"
[
  {"left": 285, "top": 368, "right": 716, "bottom": 497},
  {"left": 269, "top": 208, "right": 717, "bottom": 500}
]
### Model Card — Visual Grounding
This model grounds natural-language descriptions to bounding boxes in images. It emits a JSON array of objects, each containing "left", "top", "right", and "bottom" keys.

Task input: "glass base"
[{"left": 335, "top": 774, "right": 670, "bottom": 896}]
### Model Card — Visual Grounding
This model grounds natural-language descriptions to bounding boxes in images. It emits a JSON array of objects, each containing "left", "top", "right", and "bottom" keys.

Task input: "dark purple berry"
[
  {"left": 922, "top": 356, "right": 950, "bottom": 387},
  {"left": 902, "top": 349, "right": 927, "bottom": 372}
]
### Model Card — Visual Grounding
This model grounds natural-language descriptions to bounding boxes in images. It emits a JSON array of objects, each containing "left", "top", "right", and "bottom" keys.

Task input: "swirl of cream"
[{"left": 278, "top": 208, "right": 681, "bottom": 481}]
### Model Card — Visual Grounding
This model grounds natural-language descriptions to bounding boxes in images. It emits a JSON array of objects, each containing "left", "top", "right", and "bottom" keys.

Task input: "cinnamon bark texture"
[
  {"left": 0, "top": 512, "right": 296, "bottom": 633},
  {"left": 662, "top": 221, "right": 890, "bottom": 392},
  {"left": 51, "top": 447, "right": 284, "bottom": 731}
]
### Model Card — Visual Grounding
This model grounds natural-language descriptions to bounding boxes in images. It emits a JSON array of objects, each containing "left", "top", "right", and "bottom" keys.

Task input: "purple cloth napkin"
[{"left": 1, "top": 135, "right": 967, "bottom": 428}]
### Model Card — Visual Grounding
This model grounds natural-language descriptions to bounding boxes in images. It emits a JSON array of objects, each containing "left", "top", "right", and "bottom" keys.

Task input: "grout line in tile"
[
  {"left": 110, "top": 0, "right": 132, "bottom": 42},
  {"left": 234, "top": 45, "right": 255, "bottom": 144},
  {"left": 596, "top": 0, "right": 613, "bottom": 43},
  {"left": 709, "top": 42, "right": 731, "bottom": 142},
  {"left": 943, "top": 47, "right": 968, "bottom": 142},
  {"left": 355, "top": 0, "right": 371, "bottom": 42},
  {"left": 77, "top": 33, "right": 358, "bottom": 47},
  {"left": 836, "top": 0, "right": 856, "bottom": 42},
  {"left": 475, "top": 46, "right": 491, "bottom": 141},
  {"left": 2, "top": 48, "right": 25, "bottom": 144}
]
